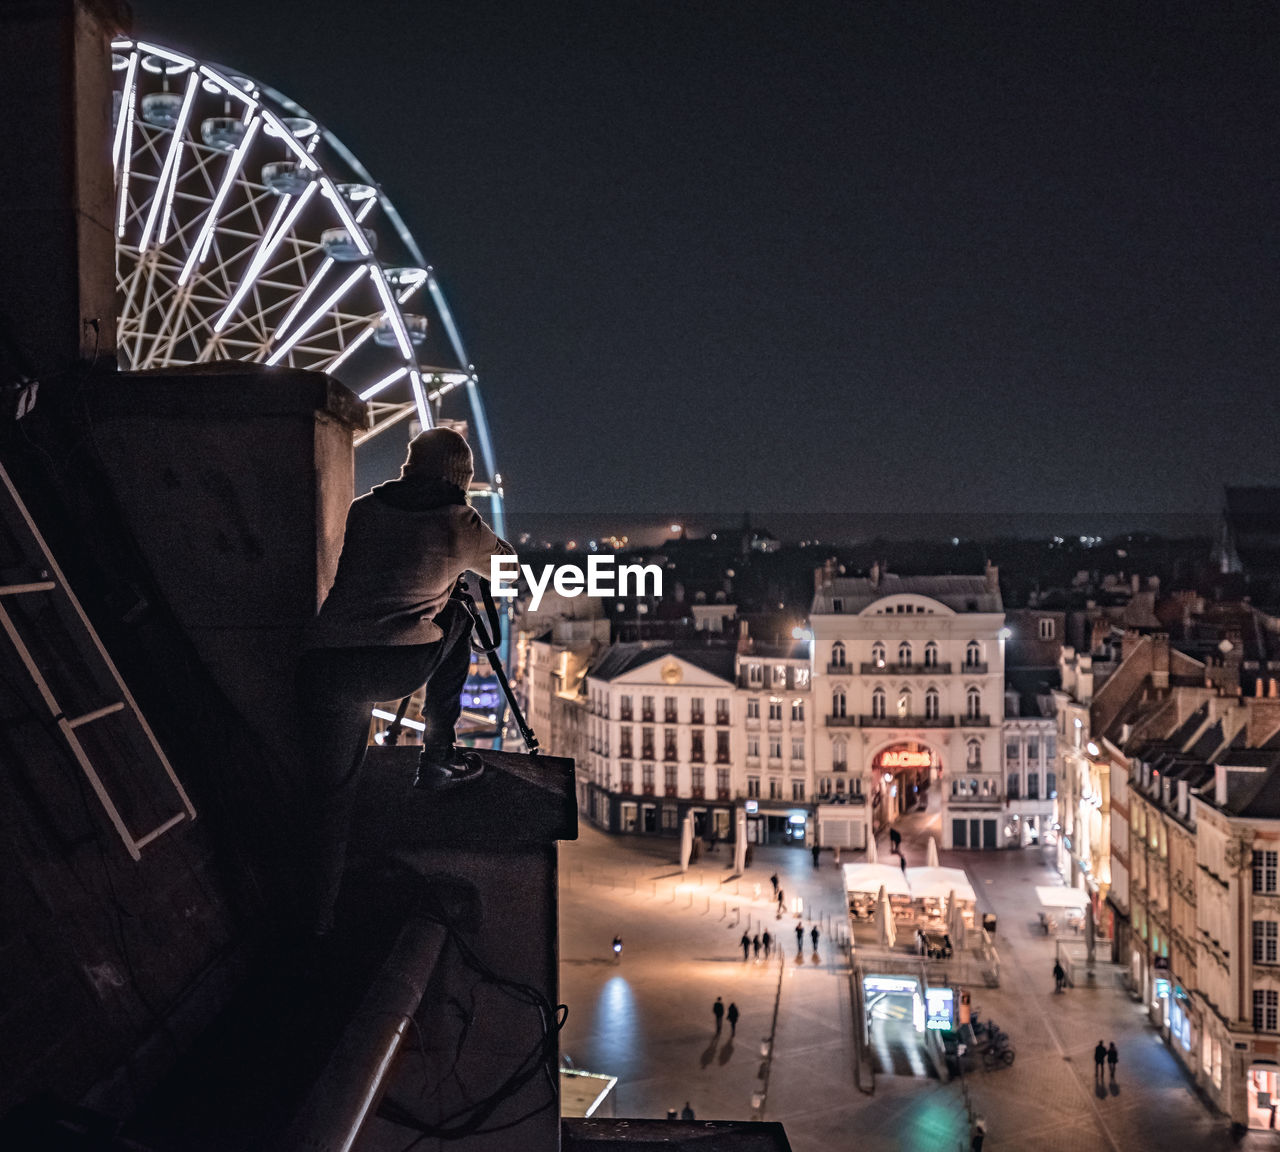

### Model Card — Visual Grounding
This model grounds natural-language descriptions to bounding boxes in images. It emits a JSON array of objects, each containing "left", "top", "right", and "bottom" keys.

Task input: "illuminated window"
[
  {"left": 1254, "top": 920, "right": 1278, "bottom": 964},
  {"left": 897, "top": 687, "right": 912, "bottom": 718},
  {"left": 871, "top": 641, "right": 885, "bottom": 667},
  {"left": 1254, "top": 851, "right": 1278, "bottom": 893},
  {"left": 832, "top": 738, "right": 848, "bottom": 772},
  {"left": 967, "top": 739, "right": 982, "bottom": 768},
  {"left": 1254, "top": 989, "right": 1278, "bottom": 1033},
  {"left": 1038, "top": 617, "right": 1055, "bottom": 641},
  {"left": 792, "top": 699, "right": 805, "bottom": 721}
]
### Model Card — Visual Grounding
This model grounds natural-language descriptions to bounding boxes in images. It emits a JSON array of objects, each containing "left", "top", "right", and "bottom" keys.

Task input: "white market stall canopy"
[
  {"left": 843, "top": 863, "right": 912, "bottom": 898},
  {"left": 1036, "top": 885, "right": 1089, "bottom": 909},
  {"left": 905, "top": 867, "right": 977, "bottom": 903}
]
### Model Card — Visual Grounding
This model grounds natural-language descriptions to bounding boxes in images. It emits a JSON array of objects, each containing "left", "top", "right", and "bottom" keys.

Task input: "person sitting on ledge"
[{"left": 296, "top": 427, "right": 513, "bottom": 936}]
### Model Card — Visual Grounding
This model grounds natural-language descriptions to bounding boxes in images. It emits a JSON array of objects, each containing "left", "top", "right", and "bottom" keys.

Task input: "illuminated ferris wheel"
[{"left": 109, "top": 38, "right": 504, "bottom": 533}]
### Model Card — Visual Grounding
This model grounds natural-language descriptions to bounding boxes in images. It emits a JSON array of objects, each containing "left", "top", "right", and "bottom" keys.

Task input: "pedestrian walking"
[
  {"left": 900, "top": 853, "right": 907, "bottom": 876},
  {"left": 681, "top": 1102, "right": 695, "bottom": 1121},
  {"left": 762, "top": 929, "right": 772, "bottom": 958},
  {"left": 712, "top": 996, "right": 724, "bottom": 1032},
  {"left": 752, "top": 933, "right": 761, "bottom": 959},
  {"left": 1107, "top": 1041, "right": 1118, "bottom": 1080},
  {"left": 1053, "top": 959, "right": 1066, "bottom": 993},
  {"left": 726, "top": 1001, "right": 739, "bottom": 1036},
  {"left": 810, "top": 924, "right": 820, "bottom": 952},
  {"left": 970, "top": 1119, "right": 985, "bottom": 1152},
  {"left": 795, "top": 923, "right": 804, "bottom": 952},
  {"left": 889, "top": 827, "right": 901, "bottom": 854},
  {"left": 770, "top": 873, "right": 779, "bottom": 896},
  {"left": 740, "top": 931, "right": 750, "bottom": 961},
  {"left": 1093, "top": 1040, "right": 1107, "bottom": 1082},
  {"left": 811, "top": 843, "right": 821, "bottom": 868}
]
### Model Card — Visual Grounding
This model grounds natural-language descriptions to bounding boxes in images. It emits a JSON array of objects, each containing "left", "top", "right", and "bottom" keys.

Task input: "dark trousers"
[{"left": 295, "top": 598, "right": 474, "bottom": 933}]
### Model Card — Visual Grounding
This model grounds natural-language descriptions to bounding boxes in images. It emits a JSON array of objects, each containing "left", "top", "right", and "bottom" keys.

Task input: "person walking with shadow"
[
  {"left": 810, "top": 924, "right": 820, "bottom": 953},
  {"left": 811, "top": 843, "right": 821, "bottom": 868},
  {"left": 795, "top": 923, "right": 804, "bottom": 953},
  {"left": 752, "top": 933, "right": 761, "bottom": 961},
  {"left": 900, "top": 852, "right": 908, "bottom": 876},
  {"left": 890, "top": 827, "right": 901, "bottom": 854},
  {"left": 762, "top": 929, "right": 772, "bottom": 958},
  {"left": 1107, "top": 1041, "right": 1118, "bottom": 1081},
  {"left": 1053, "top": 959, "right": 1066, "bottom": 993},
  {"left": 740, "top": 931, "right": 750, "bottom": 961},
  {"left": 776, "top": 887, "right": 786, "bottom": 915},
  {"left": 1094, "top": 1040, "right": 1107, "bottom": 1084},
  {"left": 712, "top": 996, "right": 724, "bottom": 1033},
  {"left": 770, "top": 873, "right": 779, "bottom": 897},
  {"left": 726, "top": 1001, "right": 739, "bottom": 1037}
]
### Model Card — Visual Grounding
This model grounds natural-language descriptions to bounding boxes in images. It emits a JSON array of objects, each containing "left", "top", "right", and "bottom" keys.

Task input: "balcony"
[
  {"left": 962, "top": 662, "right": 989, "bottom": 674},
  {"left": 827, "top": 662, "right": 852, "bottom": 675},
  {"left": 860, "top": 661, "right": 952, "bottom": 675},
  {"left": 691, "top": 787, "right": 705, "bottom": 799},
  {"left": 825, "top": 714, "right": 857, "bottom": 727},
  {"left": 641, "top": 711, "right": 654, "bottom": 723},
  {"left": 642, "top": 784, "right": 655, "bottom": 796},
  {"left": 857, "top": 714, "right": 956, "bottom": 728},
  {"left": 745, "top": 715, "right": 760, "bottom": 729},
  {"left": 961, "top": 714, "right": 992, "bottom": 727},
  {"left": 664, "top": 711, "right": 679, "bottom": 725},
  {"left": 664, "top": 786, "right": 678, "bottom": 798},
  {"left": 717, "top": 789, "right": 731, "bottom": 800},
  {"left": 715, "top": 713, "right": 730, "bottom": 727}
]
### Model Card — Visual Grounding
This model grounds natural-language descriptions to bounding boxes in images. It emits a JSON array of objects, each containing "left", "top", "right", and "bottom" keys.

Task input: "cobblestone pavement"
[{"left": 557, "top": 815, "right": 1280, "bottom": 1151}]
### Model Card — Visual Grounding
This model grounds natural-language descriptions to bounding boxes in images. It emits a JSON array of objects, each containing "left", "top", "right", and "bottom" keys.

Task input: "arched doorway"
[{"left": 871, "top": 741, "right": 939, "bottom": 829}]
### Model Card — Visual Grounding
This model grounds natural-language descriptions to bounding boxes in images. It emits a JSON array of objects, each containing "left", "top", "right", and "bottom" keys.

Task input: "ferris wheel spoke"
[
  {"left": 138, "top": 72, "right": 200, "bottom": 252},
  {"left": 265, "top": 264, "right": 367, "bottom": 365}
]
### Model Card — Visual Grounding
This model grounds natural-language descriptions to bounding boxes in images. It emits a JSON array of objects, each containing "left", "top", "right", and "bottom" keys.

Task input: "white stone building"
[{"left": 809, "top": 564, "right": 1008, "bottom": 851}]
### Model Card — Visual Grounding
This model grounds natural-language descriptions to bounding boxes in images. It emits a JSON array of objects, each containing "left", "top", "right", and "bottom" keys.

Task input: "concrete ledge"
[{"left": 563, "top": 1118, "right": 793, "bottom": 1150}]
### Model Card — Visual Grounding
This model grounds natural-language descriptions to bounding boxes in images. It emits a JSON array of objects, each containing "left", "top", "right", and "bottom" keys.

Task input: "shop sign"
[
  {"left": 1154, "top": 978, "right": 1171, "bottom": 999},
  {"left": 925, "top": 987, "right": 954, "bottom": 1030},
  {"left": 880, "top": 750, "right": 932, "bottom": 769}
]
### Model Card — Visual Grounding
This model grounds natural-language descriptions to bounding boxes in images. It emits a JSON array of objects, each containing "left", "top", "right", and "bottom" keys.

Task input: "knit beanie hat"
[{"left": 401, "top": 427, "right": 474, "bottom": 490}]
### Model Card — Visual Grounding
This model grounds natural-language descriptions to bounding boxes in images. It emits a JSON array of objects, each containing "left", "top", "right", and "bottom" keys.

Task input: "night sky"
[{"left": 130, "top": 1, "right": 1280, "bottom": 520}]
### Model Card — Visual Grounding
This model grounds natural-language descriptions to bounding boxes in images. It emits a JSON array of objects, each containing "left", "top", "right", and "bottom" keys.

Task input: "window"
[
  {"left": 795, "top": 668, "right": 810, "bottom": 688},
  {"left": 820, "top": 778, "right": 833, "bottom": 797},
  {"left": 641, "top": 764, "right": 655, "bottom": 793},
  {"left": 871, "top": 688, "right": 885, "bottom": 719},
  {"left": 966, "top": 687, "right": 982, "bottom": 720},
  {"left": 691, "top": 730, "right": 705, "bottom": 762},
  {"left": 1007, "top": 775, "right": 1020, "bottom": 800},
  {"left": 769, "top": 778, "right": 782, "bottom": 799},
  {"left": 715, "top": 699, "right": 730, "bottom": 725},
  {"left": 747, "top": 735, "right": 760, "bottom": 757},
  {"left": 747, "top": 776, "right": 761, "bottom": 798},
  {"left": 664, "top": 765, "right": 678, "bottom": 795},
  {"left": 792, "top": 780, "right": 806, "bottom": 801},
  {"left": 619, "top": 763, "right": 633, "bottom": 793},
  {"left": 792, "top": 699, "right": 805, "bottom": 722},
  {"left": 965, "top": 640, "right": 981, "bottom": 668},
  {"left": 662, "top": 806, "right": 679, "bottom": 831},
  {"left": 924, "top": 641, "right": 938, "bottom": 668},
  {"left": 898, "top": 641, "right": 912, "bottom": 666},
  {"left": 691, "top": 766, "right": 704, "bottom": 795},
  {"left": 773, "top": 665, "right": 788, "bottom": 687},
  {"left": 835, "top": 777, "right": 845, "bottom": 793},
  {"left": 769, "top": 699, "right": 783, "bottom": 721},
  {"left": 832, "top": 738, "right": 848, "bottom": 772},
  {"left": 851, "top": 776, "right": 863, "bottom": 798},
  {"left": 716, "top": 731, "right": 730, "bottom": 762},
  {"left": 1255, "top": 921, "right": 1279, "bottom": 965},
  {"left": 747, "top": 698, "right": 759, "bottom": 719},
  {"left": 769, "top": 739, "right": 782, "bottom": 760},
  {"left": 1047, "top": 734, "right": 1057, "bottom": 761},
  {"left": 1255, "top": 851, "right": 1279, "bottom": 894},
  {"left": 691, "top": 697, "right": 704, "bottom": 725},
  {"left": 897, "top": 687, "right": 912, "bottom": 718},
  {"left": 641, "top": 695, "right": 654, "bottom": 722},
  {"left": 1038, "top": 617, "right": 1055, "bottom": 641},
  {"left": 1027, "top": 773, "right": 1039, "bottom": 799},
  {"left": 832, "top": 686, "right": 847, "bottom": 718},
  {"left": 641, "top": 727, "right": 654, "bottom": 760},
  {"left": 1026, "top": 738, "right": 1039, "bottom": 761},
  {"left": 1047, "top": 771, "right": 1057, "bottom": 798},
  {"left": 871, "top": 641, "right": 886, "bottom": 668},
  {"left": 619, "top": 727, "right": 633, "bottom": 758},
  {"left": 664, "top": 729, "right": 678, "bottom": 760},
  {"left": 791, "top": 738, "right": 805, "bottom": 761},
  {"left": 665, "top": 696, "right": 678, "bottom": 723},
  {"left": 925, "top": 688, "right": 939, "bottom": 719},
  {"left": 967, "top": 739, "right": 982, "bottom": 768},
  {"left": 831, "top": 640, "right": 846, "bottom": 668},
  {"left": 1006, "top": 742, "right": 1019, "bottom": 761},
  {"left": 1254, "top": 989, "right": 1278, "bottom": 1033},
  {"left": 748, "top": 663, "right": 763, "bottom": 686},
  {"left": 620, "top": 695, "right": 633, "bottom": 721},
  {"left": 716, "top": 768, "right": 729, "bottom": 798},
  {"left": 832, "top": 597, "right": 844, "bottom": 612}
]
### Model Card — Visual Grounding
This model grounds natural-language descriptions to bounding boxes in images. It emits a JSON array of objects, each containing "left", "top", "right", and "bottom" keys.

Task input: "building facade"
[{"left": 809, "top": 564, "right": 1008, "bottom": 851}]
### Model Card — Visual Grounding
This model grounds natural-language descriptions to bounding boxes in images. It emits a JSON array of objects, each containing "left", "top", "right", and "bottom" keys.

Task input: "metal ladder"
[{"left": 0, "top": 461, "right": 195, "bottom": 860}]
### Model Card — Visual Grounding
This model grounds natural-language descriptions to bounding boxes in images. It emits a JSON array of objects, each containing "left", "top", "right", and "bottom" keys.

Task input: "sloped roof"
[
  {"left": 587, "top": 642, "right": 736, "bottom": 684},
  {"left": 813, "top": 573, "right": 1001, "bottom": 614}
]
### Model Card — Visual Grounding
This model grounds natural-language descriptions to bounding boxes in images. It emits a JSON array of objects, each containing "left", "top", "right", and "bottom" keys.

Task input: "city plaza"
[{"left": 558, "top": 807, "right": 1261, "bottom": 1151}]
